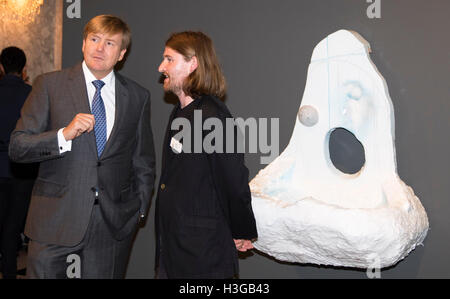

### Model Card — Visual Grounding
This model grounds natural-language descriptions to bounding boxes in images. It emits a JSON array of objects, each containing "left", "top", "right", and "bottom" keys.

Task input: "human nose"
[
  {"left": 96, "top": 41, "right": 105, "bottom": 52},
  {"left": 158, "top": 61, "right": 166, "bottom": 73}
]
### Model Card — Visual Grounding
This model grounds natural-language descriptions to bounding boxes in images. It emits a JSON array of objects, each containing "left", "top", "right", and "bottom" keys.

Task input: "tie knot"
[{"left": 92, "top": 80, "right": 105, "bottom": 90}]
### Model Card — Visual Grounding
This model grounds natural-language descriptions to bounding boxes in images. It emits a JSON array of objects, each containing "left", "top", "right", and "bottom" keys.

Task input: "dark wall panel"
[{"left": 63, "top": 0, "right": 450, "bottom": 278}]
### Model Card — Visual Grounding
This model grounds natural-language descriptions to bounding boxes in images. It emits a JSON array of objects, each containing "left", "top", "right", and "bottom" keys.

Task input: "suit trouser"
[
  {"left": 26, "top": 204, "right": 136, "bottom": 279},
  {"left": 0, "top": 178, "right": 33, "bottom": 279}
]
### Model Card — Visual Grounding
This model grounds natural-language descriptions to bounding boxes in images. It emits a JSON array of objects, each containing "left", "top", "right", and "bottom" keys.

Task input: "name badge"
[{"left": 170, "top": 137, "right": 183, "bottom": 154}]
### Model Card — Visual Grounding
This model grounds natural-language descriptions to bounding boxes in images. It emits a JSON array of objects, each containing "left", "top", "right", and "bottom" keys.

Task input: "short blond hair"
[{"left": 83, "top": 15, "right": 131, "bottom": 50}]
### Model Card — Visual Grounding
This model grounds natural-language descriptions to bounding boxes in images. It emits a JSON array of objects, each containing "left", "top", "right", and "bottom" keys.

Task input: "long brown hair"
[{"left": 165, "top": 31, "right": 226, "bottom": 99}]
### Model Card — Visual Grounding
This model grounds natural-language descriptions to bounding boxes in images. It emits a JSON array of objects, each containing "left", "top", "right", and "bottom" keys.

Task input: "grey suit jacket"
[{"left": 9, "top": 63, "right": 156, "bottom": 246}]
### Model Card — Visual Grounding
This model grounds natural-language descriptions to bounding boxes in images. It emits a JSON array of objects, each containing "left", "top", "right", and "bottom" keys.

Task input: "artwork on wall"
[
  {"left": 250, "top": 30, "right": 429, "bottom": 269},
  {"left": 0, "top": 1, "right": 62, "bottom": 83}
]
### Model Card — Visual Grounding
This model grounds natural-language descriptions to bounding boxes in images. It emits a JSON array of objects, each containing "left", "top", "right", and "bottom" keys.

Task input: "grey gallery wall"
[{"left": 62, "top": 0, "right": 450, "bottom": 278}]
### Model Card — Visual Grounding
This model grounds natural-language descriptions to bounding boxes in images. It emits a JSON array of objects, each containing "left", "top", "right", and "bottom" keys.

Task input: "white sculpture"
[{"left": 250, "top": 30, "right": 429, "bottom": 269}]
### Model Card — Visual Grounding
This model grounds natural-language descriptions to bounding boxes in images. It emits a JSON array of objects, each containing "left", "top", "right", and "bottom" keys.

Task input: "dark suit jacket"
[
  {"left": 156, "top": 95, "right": 257, "bottom": 278},
  {"left": 9, "top": 63, "right": 156, "bottom": 246},
  {"left": 0, "top": 74, "right": 37, "bottom": 179}
]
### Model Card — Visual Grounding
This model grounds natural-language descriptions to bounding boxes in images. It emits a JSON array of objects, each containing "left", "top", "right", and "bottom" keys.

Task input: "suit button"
[
  {"left": 160, "top": 184, "right": 166, "bottom": 190},
  {"left": 97, "top": 162, "right": 102, "bottom": 167}
]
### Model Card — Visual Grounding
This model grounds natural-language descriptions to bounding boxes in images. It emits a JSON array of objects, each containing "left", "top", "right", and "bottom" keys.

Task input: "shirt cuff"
[{"left": 57, "top": 128, "right": 72, "bottom": 154}]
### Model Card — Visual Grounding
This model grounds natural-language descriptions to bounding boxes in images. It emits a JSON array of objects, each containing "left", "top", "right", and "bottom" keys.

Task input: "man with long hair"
[{"left": 156, "top": 31, "right": 257, "bottom": 278}]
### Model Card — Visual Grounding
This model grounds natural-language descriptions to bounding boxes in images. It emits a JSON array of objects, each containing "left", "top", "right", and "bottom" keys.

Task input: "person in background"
[
  {"left": 0, "top": 62, "right": 4, "bottom": 80},
  {"left": 0, "top": 46, "right": 38, "bottom": 279},
  {"left": 156, "top": 31, "right": 257, "bottom": 279}
]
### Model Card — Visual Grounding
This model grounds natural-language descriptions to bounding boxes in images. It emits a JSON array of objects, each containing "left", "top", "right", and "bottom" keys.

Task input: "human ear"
[
  {"left": 189, "top": 56, "right": 198, "bottom": 73},
  {"left": 118, "top": 48, "right": 127, "bottom": 62}
]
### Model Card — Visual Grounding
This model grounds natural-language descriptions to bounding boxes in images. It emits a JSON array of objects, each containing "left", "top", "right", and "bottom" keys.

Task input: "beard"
[{"left": 164, "top": 77, "right": 184, "bottom": 96}]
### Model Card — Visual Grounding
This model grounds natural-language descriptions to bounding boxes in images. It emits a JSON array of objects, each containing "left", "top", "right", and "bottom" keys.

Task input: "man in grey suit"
[{"left": 8, "top": 15, "right": 156, "bottom": 279}]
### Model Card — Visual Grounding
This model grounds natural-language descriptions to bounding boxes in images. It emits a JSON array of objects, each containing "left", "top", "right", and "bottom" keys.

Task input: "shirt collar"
[{"left": 82, "top": 61, "right": 115, "bottom": 88}]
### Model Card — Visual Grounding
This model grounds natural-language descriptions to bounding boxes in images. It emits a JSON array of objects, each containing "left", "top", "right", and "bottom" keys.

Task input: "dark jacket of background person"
[
  {"left": 0, "top": 74, "right": 37, "bottom": 179},
  {"left": 0, "top": 72, "right": 38, "bottom": 279}
]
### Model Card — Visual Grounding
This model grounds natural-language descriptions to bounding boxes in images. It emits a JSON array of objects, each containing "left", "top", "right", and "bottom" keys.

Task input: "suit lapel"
[
  {"left": 160, "top": 104, "right": 180, "bottom": 182},
  {"left": 67, "top": 63, "right": 98, "bottom": 157}
]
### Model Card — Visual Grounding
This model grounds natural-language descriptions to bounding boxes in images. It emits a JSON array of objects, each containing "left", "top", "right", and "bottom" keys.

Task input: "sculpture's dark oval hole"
[{"left": 329, "top": 128, "right": 365, "bottom": 174}]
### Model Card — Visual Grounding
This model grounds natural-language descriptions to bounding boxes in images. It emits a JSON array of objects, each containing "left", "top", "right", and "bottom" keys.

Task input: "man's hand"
[
  {"left": 234, "top": 239, "right": 254, "bottom": 252},
  {"left": 63, "top": 113, "right": 96, "bottom": 141}
]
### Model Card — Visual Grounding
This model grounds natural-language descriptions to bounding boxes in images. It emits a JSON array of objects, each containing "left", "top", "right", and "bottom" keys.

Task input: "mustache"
[{"left": 158, "top": 74, "right": 166, "bottom": 84}]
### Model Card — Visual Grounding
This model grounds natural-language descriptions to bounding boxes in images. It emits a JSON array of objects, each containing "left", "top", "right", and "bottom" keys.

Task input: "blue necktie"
[{"left": 92, "top": 80, "right": 107, "bottom": 157}]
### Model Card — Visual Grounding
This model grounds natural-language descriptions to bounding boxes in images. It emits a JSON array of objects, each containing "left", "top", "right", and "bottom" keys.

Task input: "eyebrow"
[{"left": 89, "top": 34, "right": 118, "bottom": 43}]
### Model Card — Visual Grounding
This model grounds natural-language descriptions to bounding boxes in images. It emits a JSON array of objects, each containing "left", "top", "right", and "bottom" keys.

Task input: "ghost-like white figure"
[{"left": 250, "top": 30, "right": 429, "bottom": 268}]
